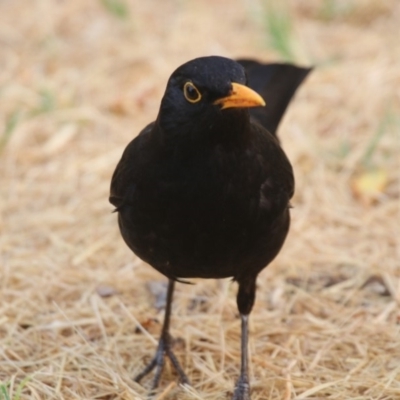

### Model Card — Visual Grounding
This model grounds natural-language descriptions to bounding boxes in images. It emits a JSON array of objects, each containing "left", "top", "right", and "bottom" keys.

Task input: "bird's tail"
[{"left": 237, "top": 59, "right": 312, "bottom": 138}]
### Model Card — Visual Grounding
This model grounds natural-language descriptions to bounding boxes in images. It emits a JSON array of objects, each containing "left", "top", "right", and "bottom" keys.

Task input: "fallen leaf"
[{"left": 351, "top": 168, "right": 389, "bottom": 205}]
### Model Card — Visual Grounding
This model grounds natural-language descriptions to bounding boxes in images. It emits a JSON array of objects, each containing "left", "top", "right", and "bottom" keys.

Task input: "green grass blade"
[
  {"left": 0, "top": 384, "right": 10, "bottom": 400},
  {"left": 263, "top": 0, "right": 294, "bottom": 61},
  {"left": 0, "top": 110, "right": 22, "bottom": 151},
  {"left": 13, "top": 376, "right": 31, "bottom": 400},
  {"left": 100, "top": 0, "right": 129, "bottom": 19}
]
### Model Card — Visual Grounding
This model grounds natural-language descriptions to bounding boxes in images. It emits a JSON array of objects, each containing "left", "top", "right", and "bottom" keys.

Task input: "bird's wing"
[
  {"left": 251, "top": 123, "right": 295, "bottom": 214},
  {"left": 109, "top": 122, "right": 154, "bottom": 210},
  {"left": 237, "top": 59, "right": 312, "bottom": 138}
]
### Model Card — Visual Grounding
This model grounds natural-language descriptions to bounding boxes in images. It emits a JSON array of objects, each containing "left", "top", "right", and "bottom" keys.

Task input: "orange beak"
[{"left": 213, "top": 83, "right": 265, "bottom": 109}]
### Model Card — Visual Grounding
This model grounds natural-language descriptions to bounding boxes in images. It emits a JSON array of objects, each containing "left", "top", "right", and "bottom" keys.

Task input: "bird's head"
[{"left": 157, "top": 56, "right": 265, "bottom": 142}]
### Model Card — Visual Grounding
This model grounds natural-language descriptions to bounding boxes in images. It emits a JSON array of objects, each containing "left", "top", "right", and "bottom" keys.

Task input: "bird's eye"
[{"left": 183, "top": 82, "right": 202, "bottom": 103}]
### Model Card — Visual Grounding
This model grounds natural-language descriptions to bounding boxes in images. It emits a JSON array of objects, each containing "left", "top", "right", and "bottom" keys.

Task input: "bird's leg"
[
  {"left": 232, "top": 277, "right": 256, "bottom": 400},
  {"left": 232, "top": 314, "right": 251, "bottom": 400},
  {"left": 134, "top": 279, "right": 190, "bottom": 390}
]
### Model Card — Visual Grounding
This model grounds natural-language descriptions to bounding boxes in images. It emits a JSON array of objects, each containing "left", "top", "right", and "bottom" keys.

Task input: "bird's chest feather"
[
  {"left": 117, "top": 147, "right": 273, "bottom": 277},
  {"left": 116, "top": 139, "right": 291, "bottom": 279},
  {"left": 135, "top": 148, "right": 261, "bottom": 234}
]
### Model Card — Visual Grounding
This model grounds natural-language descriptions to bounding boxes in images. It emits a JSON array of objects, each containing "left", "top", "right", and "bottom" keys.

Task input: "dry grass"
[{"left": 1, "top": 0, "right": 399, "bottom": 399}]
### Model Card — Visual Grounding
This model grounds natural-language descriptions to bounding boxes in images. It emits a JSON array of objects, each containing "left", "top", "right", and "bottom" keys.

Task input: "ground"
[{"left": 0, "top": 0, "right": 399, "bottom": 399}]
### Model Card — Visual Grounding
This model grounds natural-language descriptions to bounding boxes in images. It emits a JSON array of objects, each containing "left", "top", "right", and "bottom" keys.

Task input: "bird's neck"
[{"left": 209, "top": 109, "right": 251, "bottom": 145}]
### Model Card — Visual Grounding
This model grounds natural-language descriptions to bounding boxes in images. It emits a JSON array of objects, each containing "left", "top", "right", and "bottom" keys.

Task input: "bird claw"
[
  {"left": 232, "top": 378, "right": 251, "bottom": 400},
  {"left": 134, "top": 334, "right": 190, "bottom": 390}
]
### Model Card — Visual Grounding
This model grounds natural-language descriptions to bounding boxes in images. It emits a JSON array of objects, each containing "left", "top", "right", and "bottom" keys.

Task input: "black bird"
[{"left": 110, "top": 56, "right": 311, "bottom": 399}]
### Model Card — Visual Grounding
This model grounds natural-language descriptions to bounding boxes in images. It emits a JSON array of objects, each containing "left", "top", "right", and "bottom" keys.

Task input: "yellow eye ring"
[{"left": 183, "top": 82, "right": 202, "bottom": 103}]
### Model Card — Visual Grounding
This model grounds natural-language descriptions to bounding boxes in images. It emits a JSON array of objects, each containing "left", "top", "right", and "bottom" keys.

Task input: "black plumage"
[
  {"left": 110, "top": 56, "right": 311, "bottom": 399},
  {"left": 237, "top": 59, "right": 312, "bottom": 137}
]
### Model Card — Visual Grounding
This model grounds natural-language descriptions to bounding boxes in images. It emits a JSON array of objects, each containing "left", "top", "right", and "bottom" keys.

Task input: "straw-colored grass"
[{"left": 1, "top": 0, "right": 399, "bottom": 399}]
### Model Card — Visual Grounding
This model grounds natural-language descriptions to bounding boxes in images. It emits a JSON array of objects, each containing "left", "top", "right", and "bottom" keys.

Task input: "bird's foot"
[
  {"left": 232, "top": 377, "right": 251, "bottom": 400},
  {"left": 134, "top": 334, "right": 190, "bottom": 390}
]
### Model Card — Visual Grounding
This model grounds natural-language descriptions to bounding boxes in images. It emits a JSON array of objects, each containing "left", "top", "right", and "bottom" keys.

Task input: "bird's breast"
[{"left": 116, "top": 148, "right": 288, "bottom": 279}]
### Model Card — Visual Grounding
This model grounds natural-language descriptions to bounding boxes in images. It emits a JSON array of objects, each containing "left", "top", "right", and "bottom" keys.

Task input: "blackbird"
[{"left": 110, "top": 56, "right": 311, "bottom": 399}]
